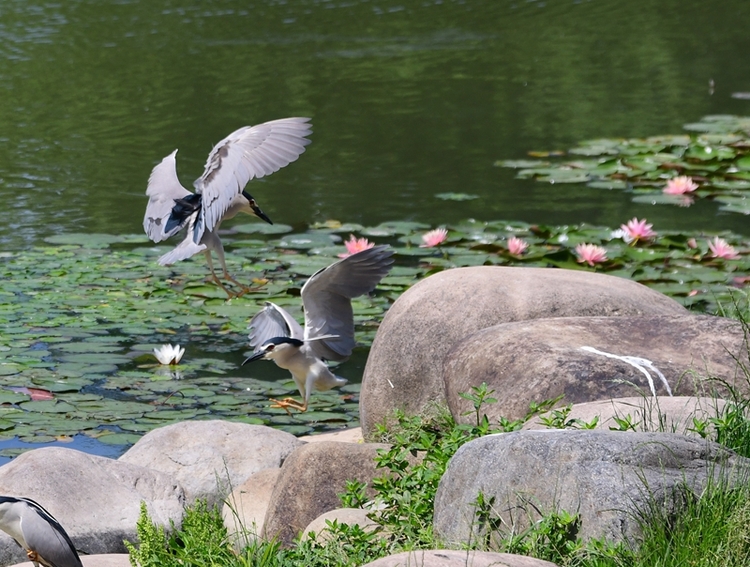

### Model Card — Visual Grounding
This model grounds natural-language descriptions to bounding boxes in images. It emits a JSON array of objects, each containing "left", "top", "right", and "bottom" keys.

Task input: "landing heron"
[
  {"left": 143, "top": 117, "right": 312, "bottom": 296},
  {"left": 243, "top": 245, "right": 394, "bottom": 412}
]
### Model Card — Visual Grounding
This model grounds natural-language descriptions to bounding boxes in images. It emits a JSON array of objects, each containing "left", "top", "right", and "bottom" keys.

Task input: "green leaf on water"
[
  {"left": 434, "top": 192, "right": 479, "bottom": 201},
  {"left": 43, "top": 233, "right": 124, "bottom": 248},
  {"left": 233, "top": 222, "right": 294, "bottom": 235}
]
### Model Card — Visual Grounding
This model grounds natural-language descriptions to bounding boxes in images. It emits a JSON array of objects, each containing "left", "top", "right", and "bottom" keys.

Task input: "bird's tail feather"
[{"left": 158, "top": 238, "right": 207, "bottom": 265}]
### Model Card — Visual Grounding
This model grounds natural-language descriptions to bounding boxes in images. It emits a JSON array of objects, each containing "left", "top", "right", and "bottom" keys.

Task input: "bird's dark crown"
[{"left": 263, "top": 337, "right": 304, "bottom": 349}]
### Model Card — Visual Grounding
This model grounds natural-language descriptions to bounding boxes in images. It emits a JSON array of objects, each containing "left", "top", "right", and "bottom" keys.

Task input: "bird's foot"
[
  {"left": 208, "top": 274, "right": 236, "bottom": 297},
  {"left": 26, "top": 549, "right": 40, "bottom": 565},
  {"left": 270, "top": 397, "right": 308, "bottom": 414},
  {"left": 222, "top": 274, "right": 267, "bottom": 298}
]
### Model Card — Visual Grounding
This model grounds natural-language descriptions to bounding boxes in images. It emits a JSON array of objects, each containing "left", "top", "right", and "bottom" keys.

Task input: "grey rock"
[
  {"left": 433, "top": 430, "right": 750, "bottom": 547},
  {"left": 361, "top": 550, "right": 560, "bottom": 567},
  {"left": 10, "top": 554, "right": 130, "bottom": 567},
  {"left": 443, "top": 314, "right": 747, "bottom": 422},
  {"left": 522, "top": 396, "right": 728, "bottom": 435},
  {"left": 300, "top": 427, "right": 364, "bottom": 444},
  {"left": 262, "top": 441, "right": 388, "bottom": 545},
  {"left": 223, "top": 468, "right": 280, "bottom": 549},
  {"left": 360, "top": 267, "right": 687, "bottom": 437},
  {"left": 302, "top": 508, "right": 377, "bottom": 542},
  {"left": 0, "top": 447, "right": 184, "bottom": 564},
  {"left": 119, "top": 420, "right": 304, "bottom": 506}
]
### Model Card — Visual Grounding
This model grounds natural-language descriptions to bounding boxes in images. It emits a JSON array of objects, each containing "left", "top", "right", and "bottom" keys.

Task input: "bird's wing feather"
[
  {"left": 21, "top": 500, "right": 82, "bottom": 567},
  {"left": 143, "top": 150, "right": 192, "bottom": 242},
  {"left": 157, "top": 231, "right": 207, "bottom": 265},
  {"left": 195, "top": 117, "right": 312, "bottom": 234},
  {"left": 302, "top": 245, "right": 394, "bottom": 361},
  {"left": 248, "top": 302, "right": 305, "bottom": 350}
]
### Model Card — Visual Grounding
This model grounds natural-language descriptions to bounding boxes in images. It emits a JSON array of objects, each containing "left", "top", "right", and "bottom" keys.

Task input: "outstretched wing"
[
  {"left": 195, "top": 117, "right": 312, "bottom": 237},
  {"left": 302, "top": 245, "right": 394, "bottom": 361},
  {"left": 143, "top": 150, "right": 192, "bottom": 243},
  {"left": 248, "top": 302, "right": 305, "bottom": 350}
]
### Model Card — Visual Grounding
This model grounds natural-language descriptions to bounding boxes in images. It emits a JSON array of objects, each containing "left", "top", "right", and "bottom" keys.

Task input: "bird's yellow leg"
[
  {"left": 27, "top": 549, "right": 41, "bottom": 566},
  {"left": 208, "top": 272, "right": 236, "bottom": 297},
  {"left": 270, "top": 397, "right": 308, "bottom": 414},
  {"left": 204, "top": 252, "right": 236, "bottom": 297},
  {"left": 223, "top": 271, "right": 269, "bottom": 297}
]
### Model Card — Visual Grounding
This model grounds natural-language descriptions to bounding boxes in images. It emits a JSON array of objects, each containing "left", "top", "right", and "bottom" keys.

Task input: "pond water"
[
  {"left": 1, "top": 0, "right": 750, "bottom": 462},
  {"left": 1, "top": 0, "right": 750, "bottom": 249}
]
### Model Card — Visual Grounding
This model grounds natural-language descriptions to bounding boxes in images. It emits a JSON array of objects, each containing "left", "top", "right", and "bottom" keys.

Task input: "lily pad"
[
  {"left": 43, "top": 233, "right": 124, "bottom": 248},
  {"left": 233, "top": 222, "right": 294, "bottom": 235},
  {"left": 434, "top": 192, "right": 479, "bottom": 201}
]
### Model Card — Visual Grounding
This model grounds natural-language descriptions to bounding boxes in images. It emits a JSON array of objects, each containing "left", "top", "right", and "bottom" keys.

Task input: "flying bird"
[
  {"left": 243, "top": 245, "right": 394, "bottom": 412},
  {"left": 0, "top": 496, "right": 82, "bottom": 567},
  {"left": 143, "top": 117, "right": 312, "bottom": 296}
]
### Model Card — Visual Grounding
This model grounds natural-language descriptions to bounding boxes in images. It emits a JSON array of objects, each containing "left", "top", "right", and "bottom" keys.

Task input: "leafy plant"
[
  {"left": 125, "top": 502, "right": 171, "bottom": 567},
  {"left": 343, "top": 387, "right": 558, "bottom": 549},
  {"left": 538, "top": 403, "right": 599, "bottom": 430},
  {"left": 609, "top": 414, "right": 639, "bottom": 432},
  {"left": 126, "top": 500, "right": 235, "bottom": 567}
]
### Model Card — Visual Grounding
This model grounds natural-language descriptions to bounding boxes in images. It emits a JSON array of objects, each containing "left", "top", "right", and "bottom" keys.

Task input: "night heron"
[
  {"left": 243, "top": 245, "right": 394, "bottom": 412},
  {"left": 143, "top": 117, "right": 312, "bottom": 296},
  {"left": 0, "top": 496, "right": 82, "bottom": 567}
]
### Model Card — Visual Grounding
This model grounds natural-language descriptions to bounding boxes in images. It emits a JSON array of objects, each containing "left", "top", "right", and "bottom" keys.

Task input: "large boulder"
[
  {"left": 10, "top": 554, "right": 130, "bottom": 567},
  {"left": 223, "top": 468, "right": 280, "bottom": 549},
  {"left": 119, "top": 420, "right": 304, "bottom": 506},
  {"left": 360, "top": 267, "right": 687, "bottom": 437},
  {"left": 433, "top": 430, "right": 750, "bottom": 547},
  {"left": 522, "top": 396, "right": 728, "bottom": 435},
  {"left": 262, "top": 441, "right": 388, "bottom": 545},
  {"left": 443, "top": 314, "right": 746, "bottom": 422},
  {"left": 361, "top": 550, "right": 559, "bottom": 567},
  {"left": 302, "top": 508, "right": 377, "bottom": 541},
  {"left": 0, "top": 447, "right": 184, "bottom": 564}
]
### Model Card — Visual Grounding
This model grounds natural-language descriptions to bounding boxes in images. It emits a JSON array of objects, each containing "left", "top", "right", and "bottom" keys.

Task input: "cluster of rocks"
[{"left": 3, "top": 267, "right": 750, "bottom": 567}]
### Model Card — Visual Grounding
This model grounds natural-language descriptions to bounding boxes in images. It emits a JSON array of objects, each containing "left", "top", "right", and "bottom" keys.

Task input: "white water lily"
[{"left": 153, "top": 344, "right": 185, "bottom": 365}]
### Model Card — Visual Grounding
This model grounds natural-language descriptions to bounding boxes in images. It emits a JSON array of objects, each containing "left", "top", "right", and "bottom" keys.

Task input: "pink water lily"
[
  {"left": 338, "top": 234, "right": 375, "bottom": 258},
  {"left": 420, "top": 227, "right": 448, "bottom": 248},
  {"left": 620, "top": 217, "right": 656, "bottom": 244},
  {"left": 507, "top": 236, "right": 529, "bottom": 256},
  {"left": 663, "top": 176, "right": 698, "bottom": 195},
  {"left": 575, "top": 243, "right": 608, "bottom": 266},
  {"left": 707, "top": 236, "right": 740, "bottom": 260}
]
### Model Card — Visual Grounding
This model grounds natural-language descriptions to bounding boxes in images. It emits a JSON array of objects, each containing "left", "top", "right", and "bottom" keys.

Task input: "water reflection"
[{"left": 0, "top": 0, "right": 748, "bottom": 249}]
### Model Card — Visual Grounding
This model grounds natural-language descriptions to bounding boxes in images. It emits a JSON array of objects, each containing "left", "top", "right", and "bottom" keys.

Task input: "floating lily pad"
[
  {"left": 95, "top": 432, "right": 143, "bottom": 446},
  {"left": 43, "top": 233, "right": 124, "bottom": 248},
  {"left": 361, "top": 221, "right": 431, "bottom": 237},
  {"left": 434, "top": 192, "right": 479, "bottom": 201},
  {"left": 233, "top": 222, "right": 294, "bottom": 235},
  {"left": 277, "top": 232, "right": 337, "bottom": 249},
  {"left": 0, "top": 364, "right": 21, "bottom": 376}
]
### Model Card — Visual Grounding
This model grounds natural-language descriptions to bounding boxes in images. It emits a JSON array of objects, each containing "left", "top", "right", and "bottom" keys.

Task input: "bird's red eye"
[{"left": 266, "top": 344, "right": 275, "bottom": 351}]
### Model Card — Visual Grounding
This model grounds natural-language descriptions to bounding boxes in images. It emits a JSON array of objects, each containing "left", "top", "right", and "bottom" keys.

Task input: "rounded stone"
[{"left": 360, "top": 266, "right": 687, "bottom": 436}]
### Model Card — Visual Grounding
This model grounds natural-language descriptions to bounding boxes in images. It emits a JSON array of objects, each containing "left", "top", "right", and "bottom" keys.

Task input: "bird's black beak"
[
  {"left": 242, "top": 351, "right": 266, "bottom": 365},
  {"left": 243, "top": 191, "right": 273, "bottom": 225}
]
